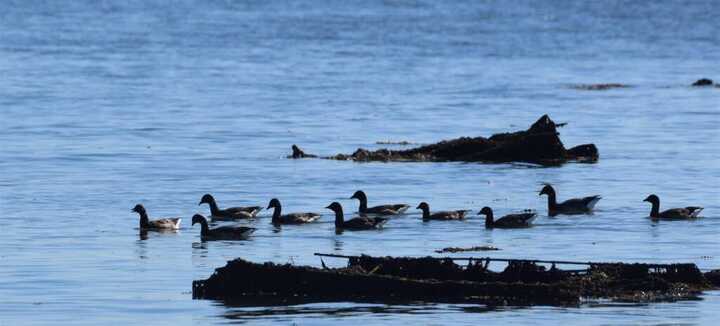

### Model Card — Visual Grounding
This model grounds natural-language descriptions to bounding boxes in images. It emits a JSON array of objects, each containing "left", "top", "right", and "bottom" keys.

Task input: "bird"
[
  {"left": 478, "top": 206, "right": 536, "bottom": 228},
  {"left": 416, "top": 202, "right": 468, "bottom": 220},
  {"left": 198, "top": 194, "right": 261, "bottom": 220},
  {"left": 325, "top": 202, "right": 388, "bottom": 230},
  {"left": 191, "top": 214, "right": 256, "bottom": 240},
  {"left": 643, "top": 194, "right": 703, "bottom": 220},
  {"left": 132, "top": 204, "right": 181, "bottom": 230},
  {"left": 266, "top": 198, "right": 321, "bottom": 224},
  {"left": 539, "top": 185, "right": 601, "bottom": 216},
  {"left": 350, "top": 190, "right": 410, "bottom": 216}
]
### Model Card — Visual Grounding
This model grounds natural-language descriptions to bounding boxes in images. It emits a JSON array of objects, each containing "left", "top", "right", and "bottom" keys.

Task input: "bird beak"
[
  {"left": 415, "top": 205, "right": 421, "bottom": 209},
  {"left": 198, "top": 201, "right": 202, "bottom": 206},
  {"left": 324, "top": 205, "right": 332, "bottom": 209}
]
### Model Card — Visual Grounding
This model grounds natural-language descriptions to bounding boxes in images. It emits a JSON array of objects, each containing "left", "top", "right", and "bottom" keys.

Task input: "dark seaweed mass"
[
  {"left": 291, "top": 115, "right": 598, "bottom": 166},
  {"left": 193, "top": 256, "right": 714, "bottom": 306},
  {"left": 692, "top": 78, "right": 714, "bottom": 87}
]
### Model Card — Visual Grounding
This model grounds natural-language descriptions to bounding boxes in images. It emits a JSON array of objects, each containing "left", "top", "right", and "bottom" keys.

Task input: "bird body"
[
  {"left": 191, "top": 214, "right": 256, "bottom": 240},
  {"left": 539, "top": 185, "right": 601, "bottom": 216},
  {"left": 416, "top": 202, "right": 468, "bottom": 220},
  {"left": 326, "top": 202, "right": 388, "bottom": 230},
  {"left": 643, "top": 194, "right": 703, "bottom": 220},
  {"left": 350, "top": 190, "right": 409, "bottom": 216},
  {"left": 267, "top": 198, "right": 321, "bottom": 224},
  {"left": 199, "top": 194, "right": 261, "bottom": 220},
  {"left": 479, "top": 207, "right": 536, "bottom": 228},
  {"left": 132, "top": 204, "right": 181, "bottom": 230}
]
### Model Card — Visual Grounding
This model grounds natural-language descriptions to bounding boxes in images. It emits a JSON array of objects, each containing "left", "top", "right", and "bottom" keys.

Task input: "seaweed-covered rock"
[{"left": 292, "top": 115, "right": 598, "bottom": 165}]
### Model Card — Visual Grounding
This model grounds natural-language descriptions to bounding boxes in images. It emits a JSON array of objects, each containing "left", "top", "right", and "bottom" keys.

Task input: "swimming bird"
[
  {"left": 350, "top": 190, "right": 410, "bottom": 215},
  {"left": 198, "top": 194, "right": 261, "bottom": 220},
  {"left": 539, "top": 185, "right": 601, "bottom": 216},
  {"left": 325, "top": 202, "right": 388, "bottom": 230},
  {"left": 478, "top": 206, "right": 536, "bottom": 229},
  {"left": 132, "top": 204, "right": 181, "bottom": 230},
  {"left": 643, "top": 194, "right": 703, "bottom": 220},
  {"left": 191, "top": 214, "right": 256, "bottom": 240},
  {"left": 267, "top": 198, "right": 321, "bottom": 224},
  {"left": 416, "top": 202, "right": 468, "bottom": 221}
]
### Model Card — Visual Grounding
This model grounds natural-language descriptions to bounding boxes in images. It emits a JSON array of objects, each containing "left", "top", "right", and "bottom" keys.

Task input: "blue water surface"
[{"left": 1, "top": 1, "right": 719, "bottom": 324}]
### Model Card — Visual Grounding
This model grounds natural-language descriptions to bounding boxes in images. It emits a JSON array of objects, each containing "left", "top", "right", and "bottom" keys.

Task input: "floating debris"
[
  {"left": 704, "top": 270, "right": 720, "bottom": 287},
  {"left": 570, "top": 83, "right": 631, "bottom": 91},
  {"left": 375, "top": 140, "right": 417, "bottom": 145},
  {"left": 290, "top": 115, "right": 598, "bottom": 166},
  {"left": 692, "top": 78, "right": 714, "bottom": 87},
  {"left": 288, "top": 144, "right": 317, "bottom": 159},
  {"left": 435, "top": 246, "right": 501, "bottom": 253},
  {"left": 192, "top": 254, "right": 715, "bottom": 306}
]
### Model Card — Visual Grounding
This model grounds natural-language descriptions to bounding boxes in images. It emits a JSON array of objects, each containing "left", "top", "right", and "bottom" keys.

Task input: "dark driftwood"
[
  {"left": 290, "top": 115, "right": 598, "bottom": 165},
  {"left": 192, "top": 256, "right": 714, "bottom": 306}
]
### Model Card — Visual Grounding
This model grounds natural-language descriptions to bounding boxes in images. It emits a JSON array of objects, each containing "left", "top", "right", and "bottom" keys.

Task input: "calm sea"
[{"left": 1, "top": 1, "right": 719, "bottom": 324}]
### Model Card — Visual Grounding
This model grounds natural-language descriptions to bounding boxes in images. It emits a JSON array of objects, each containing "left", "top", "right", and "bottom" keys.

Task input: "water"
[{"left": 1, "top": 1, "right": 719, "bottom": 324}]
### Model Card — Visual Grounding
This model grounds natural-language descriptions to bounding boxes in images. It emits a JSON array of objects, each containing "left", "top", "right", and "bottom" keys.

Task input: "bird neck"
[
  {"left": 271, "top": 205, "right": 282, "bottom": 222},
  {"left": 420, "top": 207, "right": 430, "bottom": 219},
  {"left": 198, "top": 218, "right": 210, "bottom": 235},
  {"left": 357, "top": 197, "right": 368, "bottom": 212},
  {"left": 484, "top": 212, "right": 494, "bottom": 227},
  {"left": 333, "top": 209, "right": 344, "bottom": 227},
  {"left": 649, "top": 201, "right": 660, "bottom": 218},
  {"left": 546, "top": 192, "right": 557, "bottom": 211},
  {"left": 138, "top": 211, "right": 150, "bottom": 228},
  {"left": 207, "top": 200, "right": 220, "bottom": 216}
]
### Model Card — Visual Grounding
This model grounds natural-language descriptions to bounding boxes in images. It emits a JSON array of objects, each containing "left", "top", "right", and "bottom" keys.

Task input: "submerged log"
[
  {"left": 192, "top": 255, "right": 714, "bottom": 306},
  {"left": 291, "top": 115, "right": 598, "bottom": 165}
]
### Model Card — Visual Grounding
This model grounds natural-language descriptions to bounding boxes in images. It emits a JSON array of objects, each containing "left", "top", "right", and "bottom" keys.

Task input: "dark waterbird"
[
  {"left": 416, "top": 202, "right": 468, "bottom": 221},
  {"left": 350, "top": 190, "right": 409, "bottom": 216},
  {"left": 191, "top": 214, "right": 256, "bottom": 241},
  {"left": 325, "top": 202, "right": 388, "bottom": 230},
  {"left": 132, "top": 204, "right": 181, "bottom": 230},
  {"left": 643, "top": 194, "right": 703, "bottom": 220},
  {"left": 539, "top": 185, "right": 601, "bottom": 216},
  {"left": 266, "top": 198, "right": 321, "bottom": 225},
  {"left": 479, "top": 206, "right": 536, "bottom": 229},
  {"left": 198, "top": 194, "right": 261, "bottom": 220}
]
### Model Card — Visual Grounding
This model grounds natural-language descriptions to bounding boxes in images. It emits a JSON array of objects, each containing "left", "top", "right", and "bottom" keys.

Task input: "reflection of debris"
[
  {"left": 570, "top": 83, "right": 631, "bottom": 90},
  {"left": 435, "top": 246, "right": 501, "bottom": 253},
  {"left": 193, "top": 254, "right": 715, "bottom": 306},
  {"left": 291, "top": 115, "right": 598, "bottom": 166}
]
